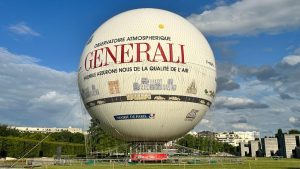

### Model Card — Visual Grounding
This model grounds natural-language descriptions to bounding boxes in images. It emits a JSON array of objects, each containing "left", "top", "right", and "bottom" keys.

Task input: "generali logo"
[{"left": 84, "top": 42, "right": 186, "bottom": 71}]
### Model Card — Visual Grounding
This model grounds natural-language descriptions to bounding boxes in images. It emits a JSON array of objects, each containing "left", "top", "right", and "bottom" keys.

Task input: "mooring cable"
[{"left": 10, "top": 132, "right": 53, "bottom": 168}]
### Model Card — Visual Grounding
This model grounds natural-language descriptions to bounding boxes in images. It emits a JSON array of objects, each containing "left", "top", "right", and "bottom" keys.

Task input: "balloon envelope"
[{"left": 78, "top": 8, "right": 216, "bottom": 141}]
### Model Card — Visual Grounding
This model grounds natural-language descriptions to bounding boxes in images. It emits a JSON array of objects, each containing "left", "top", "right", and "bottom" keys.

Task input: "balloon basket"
[
  {"left": 129, "top": 142, "right": 169, "bottom": 162},
  {"left": 130, "top": 153, "right": 168, "bottom": 162}
]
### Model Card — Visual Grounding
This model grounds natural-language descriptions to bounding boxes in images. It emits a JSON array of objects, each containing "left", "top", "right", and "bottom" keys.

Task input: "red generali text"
[{"left": 84, "top": 42, "right": 185, "bottom": 71}]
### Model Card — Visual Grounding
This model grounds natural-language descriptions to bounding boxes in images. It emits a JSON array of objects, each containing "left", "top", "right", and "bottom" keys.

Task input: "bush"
[{"left": 0, "top": 136, "right": 85, "bottom": 158}]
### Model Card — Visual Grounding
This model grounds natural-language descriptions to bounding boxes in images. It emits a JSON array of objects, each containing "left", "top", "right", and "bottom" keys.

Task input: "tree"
[
  {"left": 88, "top": 118, "right": 126, "bottom": 152},
  {"left": 289, "top": 129, "right": 300, "bottom": 134},
  {"left": 176, "top": 134, "right": 236, "bottom": 154},
  {"left": 0, "top": 124, "right": 20, "bottom": 137}
]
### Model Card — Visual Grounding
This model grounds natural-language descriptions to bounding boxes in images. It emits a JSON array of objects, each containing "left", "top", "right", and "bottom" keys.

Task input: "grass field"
[{"left": 42, "top": 158, "right": 300, "bottom": 169}]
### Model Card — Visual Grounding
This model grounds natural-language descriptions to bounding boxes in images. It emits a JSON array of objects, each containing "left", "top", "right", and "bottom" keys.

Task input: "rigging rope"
[{"left": 10, "top": 132, "right": 53, "bottom": 168}]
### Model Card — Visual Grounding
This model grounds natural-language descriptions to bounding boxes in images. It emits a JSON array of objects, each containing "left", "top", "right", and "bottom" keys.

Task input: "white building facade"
[
  {"left": 215, "top": 131, "right": 260, "bottom": 147},
  {"left": 11, "top": 126, "right": 83, "bottom": 134}
]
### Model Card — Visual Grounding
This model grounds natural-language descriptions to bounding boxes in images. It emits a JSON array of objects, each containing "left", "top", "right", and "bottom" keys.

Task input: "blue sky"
[{"left": 1, "top": 0, "right": 300, "bottom": 136}]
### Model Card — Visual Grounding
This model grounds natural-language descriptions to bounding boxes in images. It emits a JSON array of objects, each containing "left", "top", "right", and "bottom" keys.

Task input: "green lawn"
[{"left": 43, "top": 158, "right": 300, "bottom": 169}]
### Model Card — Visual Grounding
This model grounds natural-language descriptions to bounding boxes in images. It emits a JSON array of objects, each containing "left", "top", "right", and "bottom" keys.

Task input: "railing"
[
  {"left": 20, "top": 157, "right": 243, "bottom": 167},
  {"left": 1, "top": 157, "right": 243, "bottom": 168}
]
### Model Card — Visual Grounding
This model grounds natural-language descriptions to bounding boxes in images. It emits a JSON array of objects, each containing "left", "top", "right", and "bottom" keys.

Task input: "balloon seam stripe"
[{"left": 85, "top": 94, "right": 212, "bottom": 108}]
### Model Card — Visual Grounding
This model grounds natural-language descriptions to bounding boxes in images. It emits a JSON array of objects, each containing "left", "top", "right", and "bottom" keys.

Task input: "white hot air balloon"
[{"left": 78, "top": 8, "right": 216, "bottom": 142}]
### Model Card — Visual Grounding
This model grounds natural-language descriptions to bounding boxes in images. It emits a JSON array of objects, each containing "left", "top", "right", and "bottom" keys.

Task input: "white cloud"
[
  {"left": 187, "top": 0, "right": 300, "bottom": 36},
  {"left": 0, "top": 47, "right": 39, "bottom": 64},
  {"left": 200, "top": 119, "right": 210, "bottom": 124},
  {"left": 0, "top": 47, "right": 84, "bottom": 128},
  {"left": 218, "top": 96, "right": 253, "bottom": 105},
  {"left": 281, "top": 55, "right": 300, "bottom": 66},
  {"left": 215, "top": 96, "right": 268, "bottom": 110},
  {"left": 30, "top": 91, "right": 76, "bottom": 105},
  {"left": 214, "top": 0, "right": 226, "bottom": 7},
  {"left": 232, "top": 123, "right": 257, "bottom": 131},
  {"left": 8, "top": 22, "right": 40, "bottom": 37},
  {"left": 289, "top": 116, "right": 300, "bottom": 127},
  {"left": 203, "top": 0, "right": 228, "bottom": 10},
  {"left": 217, "top": 62, "right": 238, "bottom": 79},
  {"left": 289, "top": 117, "right": 297, "bottom": 123}
]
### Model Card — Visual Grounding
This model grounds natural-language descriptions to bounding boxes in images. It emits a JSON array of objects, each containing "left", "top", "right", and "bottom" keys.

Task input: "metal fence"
[
  {"left": 0, "top": 157, "right": 243, "bottom": 168},
  {"left": 22, "top": 156, "right": 243, "bottom": 167}
]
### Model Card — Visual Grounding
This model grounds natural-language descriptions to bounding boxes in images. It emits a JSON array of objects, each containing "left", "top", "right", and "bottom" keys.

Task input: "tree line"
[
  {"left": 87, "top": 119, "right": 237, "bottom": 155},
  {"left": 87, "top": 120, "right": 300, "bottom": 156},
  {"left": 0, "top": 124, "right": 85, "bottom": 144},
  {"left": 176, "top": 134, "right": 236, "bottom": 154},
  {"left": 0, "top": 124, "right": 85, "bottom": 158},
  {"left": 3, "top": 121, "right": 298, "bottom": 158}
]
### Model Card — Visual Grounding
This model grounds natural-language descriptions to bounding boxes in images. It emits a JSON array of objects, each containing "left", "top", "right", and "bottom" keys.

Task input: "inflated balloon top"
[{"left": 78, "top": 8, "right": 216, "bottom": 141}]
